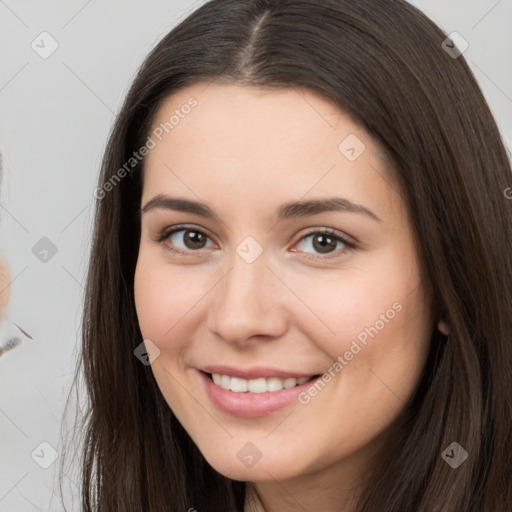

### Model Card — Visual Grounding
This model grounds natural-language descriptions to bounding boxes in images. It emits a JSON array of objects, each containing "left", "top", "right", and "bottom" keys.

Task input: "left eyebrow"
[
  {"left": 273, "top": 197, "right": 382, "bottom": 223},
  {"left": 138, "top": 195, "right": 382, "bottom": 223}
]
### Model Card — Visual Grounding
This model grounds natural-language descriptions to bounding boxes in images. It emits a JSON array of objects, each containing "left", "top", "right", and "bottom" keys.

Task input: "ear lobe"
[{"left": 437, "top": 319, "right": 450, "bottom": 336}]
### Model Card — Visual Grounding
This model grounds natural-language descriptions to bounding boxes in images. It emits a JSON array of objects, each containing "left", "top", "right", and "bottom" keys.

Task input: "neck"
[
  {"left": 243, "top": 461, "right": 368, "bottom": 512},
  {"left": 242, "top": 422, "right": 401, "bottom": 512}
]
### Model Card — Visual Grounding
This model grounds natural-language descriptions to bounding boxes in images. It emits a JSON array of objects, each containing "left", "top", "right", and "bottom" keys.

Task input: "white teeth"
[
  {"left": 248, "top": 378, "right": 267, "bottom": 393},
  {"left": 220, "top": 375, "right": 230, "bottom": 389},
  {"left": 231, "top": 377, "right": 248, "bottom": 392},
  {"left": 211, "top": 373, "right": 312, "bottom": 393}
]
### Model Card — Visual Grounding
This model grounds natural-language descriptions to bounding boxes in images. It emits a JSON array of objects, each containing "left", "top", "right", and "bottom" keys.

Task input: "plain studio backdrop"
[{"left": 0, "top": 1, "right": 511, "bottom": 510}]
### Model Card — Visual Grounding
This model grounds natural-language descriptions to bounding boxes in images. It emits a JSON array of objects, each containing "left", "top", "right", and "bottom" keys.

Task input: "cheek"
[
  {"left": 134, "top": 255, "right": 205, "bottom": 343},
  {"left": 296, "top": 252, "right": 431, "bottom": 400},
  {"left": 134, "top": 256, "right": 183, "bottom": 350},
  {"left": 134, "top": 265, "right": 170, "bottom": 342},
  {"left": 322, "top": 276, "right": 431, "bottom": 420},
  {"left": 291, "top": 263, "right": 416, "bottom": 357},
  {"left": 133, "top": 258, "right": 203, "bottom": 409}
]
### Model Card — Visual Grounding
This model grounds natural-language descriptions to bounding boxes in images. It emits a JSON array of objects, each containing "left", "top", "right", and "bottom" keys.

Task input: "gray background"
[{"left": 0, "top": 1, "right": 511, "bottom": 510}]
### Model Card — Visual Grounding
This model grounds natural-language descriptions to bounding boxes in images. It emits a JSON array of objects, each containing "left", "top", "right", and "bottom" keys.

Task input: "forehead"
[
  {"left": 149, "top": 83, "right": 365, "bottom": 158},
  {"left": 142, "top": 83, "right": 402, "bottom": 220}
]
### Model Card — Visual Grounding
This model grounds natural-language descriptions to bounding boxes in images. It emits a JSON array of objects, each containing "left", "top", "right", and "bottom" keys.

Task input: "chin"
[{"left": 201, "top": 446, "right": 304, "bottom": 483}]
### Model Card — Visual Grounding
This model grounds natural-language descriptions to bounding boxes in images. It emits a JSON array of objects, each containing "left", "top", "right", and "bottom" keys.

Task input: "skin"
[
  {"left": 0, "top": 257, "right": 10, "bottom": 318},
  {"left": 0, "top": 257, "right": 11, "bottom": 358},
  {"left": 134, "top": 83, "right": 435, "bottom": 512}
]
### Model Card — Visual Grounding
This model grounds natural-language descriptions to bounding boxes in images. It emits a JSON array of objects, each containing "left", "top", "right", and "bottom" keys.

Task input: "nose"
[{"left": 207, "top": 248, "right": 288, "bottom": 346}]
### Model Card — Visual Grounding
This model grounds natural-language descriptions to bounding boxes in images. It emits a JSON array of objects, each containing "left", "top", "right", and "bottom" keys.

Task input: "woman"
[{"left": 63, "top": 0, "right": 512, "bottom": 510}]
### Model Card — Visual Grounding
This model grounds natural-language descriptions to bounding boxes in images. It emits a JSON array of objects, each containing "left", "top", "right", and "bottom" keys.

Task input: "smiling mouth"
[{"left": 204, "top": 371, "right": 321, "bottom": 393}]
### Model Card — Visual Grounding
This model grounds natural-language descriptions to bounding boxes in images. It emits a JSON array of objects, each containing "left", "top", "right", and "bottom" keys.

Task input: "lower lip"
[{"left": 199, "top": 371, "right": 320, "bottom": 418}]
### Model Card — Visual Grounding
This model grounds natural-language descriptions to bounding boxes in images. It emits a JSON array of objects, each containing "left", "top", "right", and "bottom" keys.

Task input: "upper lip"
[{"left": 201, "top": 365, "right": 319, "bottom": 380}]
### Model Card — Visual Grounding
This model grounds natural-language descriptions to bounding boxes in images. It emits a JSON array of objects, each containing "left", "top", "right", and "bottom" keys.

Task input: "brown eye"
[
  {"left": 158, "top": 227, "right": 214, "bottom": 254},
  {"left": 292, "top": 229, "right": 356, "bottom": 259},
  {"left": 180, "top": 230, "right": 208, "bottom": 250},
  {"left": 311, "top": 233, "right": 338, "bottom": 254}
]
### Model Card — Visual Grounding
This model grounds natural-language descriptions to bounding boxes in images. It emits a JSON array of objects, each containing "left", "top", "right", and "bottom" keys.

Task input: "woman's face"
[{"left": 134, "top": 83, "right": 434, "bottom": 488}]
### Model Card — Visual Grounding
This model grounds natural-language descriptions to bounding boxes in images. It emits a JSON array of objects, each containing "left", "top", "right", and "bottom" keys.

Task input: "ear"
[
  {"left": 437, "top": 319, "right": 450, "bottom": 336},
  {"left": 0, "top": 256, "right": 11, "bottom": 319}
]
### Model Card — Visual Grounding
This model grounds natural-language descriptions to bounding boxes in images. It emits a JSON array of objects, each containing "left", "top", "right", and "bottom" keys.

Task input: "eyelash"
[{"left": 154, "top": 225, "right": 357, "bottom": 261}]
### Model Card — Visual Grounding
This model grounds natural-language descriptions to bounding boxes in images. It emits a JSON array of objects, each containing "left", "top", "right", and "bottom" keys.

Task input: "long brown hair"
[{"left": 60, "top": 0, "right": 512, "bottom": 510}]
